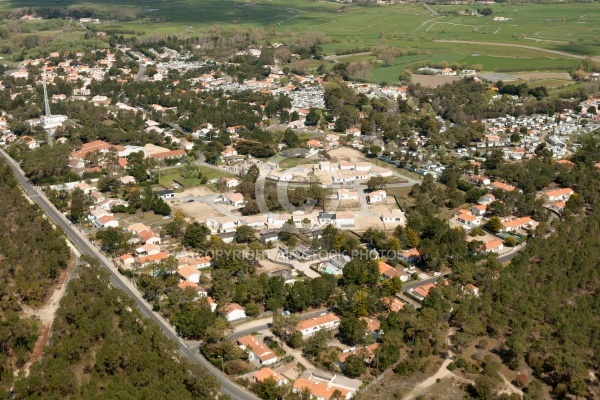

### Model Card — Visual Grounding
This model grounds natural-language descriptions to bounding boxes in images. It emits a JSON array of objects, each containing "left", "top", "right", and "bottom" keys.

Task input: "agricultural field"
[{"left": 1, "top": 0, "right": 599, "bottom": 81}]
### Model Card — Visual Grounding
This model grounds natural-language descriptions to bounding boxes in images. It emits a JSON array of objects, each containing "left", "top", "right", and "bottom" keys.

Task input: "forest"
[{"left": 0, "top": 160, "right": 71, "bottom": 395}]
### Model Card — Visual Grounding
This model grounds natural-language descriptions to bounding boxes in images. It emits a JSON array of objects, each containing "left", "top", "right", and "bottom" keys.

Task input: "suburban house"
[
  {"left": 380, "top": 210, "right": 405, "bottom": 226},
  {"left": 260, "top": 231, "right": 279, "bottom": 244},
  {"left": 224, "top": 178, "right": 239, "bottom": 188},
  {"left": 205, "top": 217, "right": 237, "bottom": 233},
  {"left": 478, "top": 193, "right": 496, "bottom": 205},
  {"left": 333, "top": 211, "right": 355, "bottom": 228},
  {"left": 550, "top": 201, "right": 566, "bottom": 213},
  {"left": 177, "top": 265, "right": 201, "bottom": 283},
  {"left": 484, "top": 239, "right": 504, "bottom": 253},
  {"left": 237, "top": 335, "right": 278, "bottom": 366},
  {"left": 491, "top": 181, "right": 517, "bottom": 192},
  {"left": 378, "top": 261, "right": 409, "bottom": 282},
  {"left": 178, "top": 255, "right": 212, "bottom": 270},
  {"left": 137, "top": 252, "right": 169, "bottom": 267},
  {"left": 135, "top": 243, "right": 161, "bottom": 257},
  {"left": 339, "top": 343, "right": 380, "bottom": 365},
  {"left": 368, "top": 190, "right": 387, "bottom": 203},
  {"left": 156, "top": 189, "right": 175, "bottom": 200},
  {"left": 399, "top": 249, "right": 421, "bottom": 263},
  {"left": 471, "top": 175, "right": 491, "bottom": 186},
  {"left": 338, "top": 189, "right": 359, "bottom": 201},
  {"left": 541, "top": 188, "right": 574, "bottom": 202},
  {"left": 501, "top": 216, "right": 534, "bottom": 232},
  {"left": 138, "top": 229, "right": 162, "bottom": 245},
  {"left": 254, "top": 368, "right": 289, "bottom": 386},
  {"left": 471, "top": 204, "right": 487, "bottom": 216},
  {"left": 220, "top": 303, "right": 247, "bottom": 322},
  {"left": 456, "top": 210, "right": 482, "bottom": 227},
  {"left": 409, "top": 282, "right": 437, "bottom": 302},
  {"left": 222, "top": 192, "right": 245, "bottom": 207},
  {"left": 381, "top": 296, "right": 404, "bottom": 312},
  {"left": 296, "top": 313, "right": 341, "bottom": 338},
  {"left": 292, "top": 375, "right": 353, "bottom": 400},
  {"left": 239, "top": 215, "right": 267, "bottom": 229}
]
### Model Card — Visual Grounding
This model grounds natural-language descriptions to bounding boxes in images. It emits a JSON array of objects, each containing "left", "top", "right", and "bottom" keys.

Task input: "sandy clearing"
[
  {"left": 174, "top": 201, "right": 227, "bottom": 221},
  {"left": 175, "top": 186, "right": 215, "bottom": 197},
  {"left": 328, "top": 147, "right": 366, "bottom": 163}
]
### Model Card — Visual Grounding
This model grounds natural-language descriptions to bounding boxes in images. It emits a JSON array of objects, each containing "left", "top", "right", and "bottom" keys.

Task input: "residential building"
[
  {"left": 541, "top": 188, "right": 574, "bottom": 202},
  {"left": 380, "top": 296, "right": 404, "bottom": 312},
  {"left": 368, "top": 190, "right": 387, "bottom": 203},
  {"left": 471, "top": 175, "right": 491, "bottom": 186},
  {"left": 501, "top": 216, "right": 533, "bottom": 232},
  {"left": 221, "top": 303, "right": 247, "bottom": 322},
  {"left": 378, "top": 261, "right": 409, "bottom": 282},
  {"left": 456, "top": 210, "right": 482, "bottom": 227},
  {"left": 156, "top": 189, "right": 175, "bottom": 200},
  {"left": 177, "top": 265, "right": 201, "bottom": 283},
  {"left": 296, "top": 313, "right": 341, "bottom": 338},
  {"left": 292, "top": 376, "right": 352, "bottom": 400},
  {"left": 237, "top": 335, "right": 278, "bottom": 365},
  {"left": 399, "top": 249, "right": 420, "bottom": 263},
  {"left": 254, "top": 368, "right": 289, "bottom": 386},
  {"left": 484, "top": 239, "right": 504, "bottom": 253},
  {"left": 491, "top": 181, "right": 517, "bottom": 192}
]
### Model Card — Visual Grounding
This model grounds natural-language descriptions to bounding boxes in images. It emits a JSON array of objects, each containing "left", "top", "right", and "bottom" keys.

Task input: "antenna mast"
[{"left": 42, "top": 78, "right": 51, "bottom": 116}]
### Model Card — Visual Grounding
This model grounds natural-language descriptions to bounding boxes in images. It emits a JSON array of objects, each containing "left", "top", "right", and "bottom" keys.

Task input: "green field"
[
  {"left": 3, "top": 0, "right": 600, "bottom": 81},
  {"left": 158, "top": 166, "right": 233, "bottom": 188}
]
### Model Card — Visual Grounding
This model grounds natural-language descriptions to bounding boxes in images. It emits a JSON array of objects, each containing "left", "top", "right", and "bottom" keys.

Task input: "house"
[
  {"left": 237, "top": 335, "right": 278, "bottom": 365},
  {"left": 223, "top": 146, "right": 238, "bottom": 157},
  {"left": 127, "top": 222, "right": 151, "bottom": 235},
  {"left": 471, "top": 175, "right": 491, "bottom": 186},
  {"left": 177, "top": 281, "right": 208, "bottom": 298},
  {"left": 137, "top": 252, "right": 169, "bottom": 266},
  {"left": 471, "top": 204, "right": 487, "bottom": 216},
  {"left": 501, "top": 216, "right": 533, "bottom": 232},
  {"left": 150, "top": 149, "right": 186, "bottom": 161},
  {"left": 541, "top": 188, "right": 574, "bottom": 202},
  {"left": 360, "top": 317, "right": 381, "bottom": 337},
  {"left": 484, "top": 239, "right": 504, "bottom": 253},
  {"left": 491, "top": 181, "right": 517, "bottom": 192},
  {"left": 339, "top": 343, "right": 380, "bottom": 365},
  {"left": 177, "top": 265, "right": 201, "bottom": 283},
  {"left": 136, "top": 243, "right": 162, "bottom": 256},
  {"left": 399, "top": 249, "right": 420, "bottom": 263},
  {"left": 410, "top": 282, "right": 436, "bottom": 302},
  {"left": 465, "top": 284, "right": 479, "bottom": 297},
  {"left": 223, "top": 192, "right": 245, "bottom": 207},
  {"left": 296, "top": 313, "right": 341, "bottom": 338},
  {"left": 260, "top": 231, "right": 279, "bottom": 244},
  {"left": 378, "top": 261, "right": 409, "bottom": 282},
  {"left": 478, "top": 193, "right": 496, "bottom": 205},
  {"left": 119, "top": 254, "right": 135, "bottom": 267},
  {"left": 205, "top": 217, "right": 237, "bottom": 233},
  {"left": 269, "top": 170, "right": 293, "bottom": 181},
  {"left": 334, "top": 211, "right": 355, "bottom": 228},
  {"left": 178, "top": 255, "right": 212, "bottom": 270},
  {"left": 293, "top": 376, "right": 352, "bottom": 400},
  {"left": 94, "top": 214, "right": 119, "bottom": 228},
  {"left": 368, "top": 190, "right": 387, "bottom": 203},
  {"left": 239, "top": 215, "right": 266, "bottom": 229},
  {"left": 220, "top": 303, "right": 247, "bottom": 322},
  {"left": 318, "top": 212, "right": 335, "bottom": 225},
  {"left": 550, "top": 201, "right": 566, "bottom": 213},
  {"left": 380, "top": 210, "right": 405, "bottom": 225},
  {"left": 338, "top": 189, "right": 358, "bottom": 201},
  {"left": 254, "top": 368, "right": 289, "bottom": 386},
  {"left": 306, "top": 139, "right": 322, "bottom": 149},
  {"left": 381, "top": 296, "right": 404, "bottom": 312},
  {"left": 156, "top": 189, "right": 175, "bottom": 200},
  {"left": 224, "top": 178, "right": 239, "bottom": 188},
  {"left": 138, "top": 229, "right": 161, "bottom": 245},
  {"left": 456, "top": 210, "right": 481, "bottom": 227}
]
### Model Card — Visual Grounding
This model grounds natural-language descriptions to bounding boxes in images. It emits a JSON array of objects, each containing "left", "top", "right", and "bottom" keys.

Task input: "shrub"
[{"left": 447, "top": 362, "right": 457, "bottom": 371}]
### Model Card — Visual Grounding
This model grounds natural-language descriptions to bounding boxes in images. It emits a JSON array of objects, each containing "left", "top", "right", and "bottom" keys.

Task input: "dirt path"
[{"left": 434, "top": 40, "right": 600, "bottom": 62}]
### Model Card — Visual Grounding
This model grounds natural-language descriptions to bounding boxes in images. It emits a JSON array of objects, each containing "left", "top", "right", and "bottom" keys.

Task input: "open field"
[{"left": 2, "top": 0, "right": 599, "bottom": 80}]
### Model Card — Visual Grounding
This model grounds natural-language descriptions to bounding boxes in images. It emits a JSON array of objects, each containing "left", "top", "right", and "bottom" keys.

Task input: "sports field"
[{"left": 3, "top": 0, "right": 599, "bottom": 81}]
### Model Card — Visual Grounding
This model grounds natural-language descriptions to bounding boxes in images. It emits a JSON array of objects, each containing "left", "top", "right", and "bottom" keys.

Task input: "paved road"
[
  {"left": 229, "top": 308, "right": 328, "bottom": 340},
  {"left": 0, "top": 149, "right": 259, "bottom": 400}
]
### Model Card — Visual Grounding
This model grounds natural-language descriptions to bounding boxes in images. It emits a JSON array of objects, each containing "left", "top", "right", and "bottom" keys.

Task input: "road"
[{"left": 0, "top": 149, "right": 259, "bottom": 400}]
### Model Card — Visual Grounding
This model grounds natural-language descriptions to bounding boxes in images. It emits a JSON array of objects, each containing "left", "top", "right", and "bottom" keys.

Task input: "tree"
[
  {"left": 504, "top": 235, "right": 517, "bottom": 247},
  {"left": 69, "top": 188, "right": 86, "bottom": 222},
  {"left": 282, "top": 128, "right": 300, "bottom": 148},
  {"left": 153, "top": 198, "right": 171, "bottom": 216},
  {"left": 305, "top": 108, "right": 320, "bottom": 126},
  {"left": 243, "top": 164, "right": 260, "bottom": 183},
  {"left": 235, "top": 225, "right": 256, "bottom": 243},
  {"left": 96, "top": 227, "right": 126, "bottom": 254},
  {"left": 181, "top": 156, "right": 201, "bottom": 179},
  {"left": 405, "top": 228, "right": 420, "bottom": 248},
  {"left": 344, "top": 354, "right": 366, "bottom": 377},
  {"left": 367, "top": 176, "right": 387, "bottom": 191},
  {"left": 480, "top": 7, "right": 493, "bottom": 15},
  {"left": 271, "top": 314, "right": 301, "bottom": 343},
  {"left": 398, "top": 69, "right": 412, "bottom": 84},
  {"left": 183, "top": 222, "right": 210, "bottom": 249},
  {"left": 339, "top": 316, "right": 368, "bottom": 346},
  {"left": 485, "top": 216, "right": 503, "bottom": 233}
]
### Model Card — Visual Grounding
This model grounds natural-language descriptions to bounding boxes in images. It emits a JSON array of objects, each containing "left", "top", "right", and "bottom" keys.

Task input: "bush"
[
  {"left": 455, "top": 358, "right": 467, "bottom": 368},
  {"left": 447, "top": 362, "right": 457, "bottom": 371}
]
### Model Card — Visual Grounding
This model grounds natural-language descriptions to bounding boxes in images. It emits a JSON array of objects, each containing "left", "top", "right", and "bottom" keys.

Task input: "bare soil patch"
[{"left": 174, "top": 202, "right": 227, "bottom": 221}]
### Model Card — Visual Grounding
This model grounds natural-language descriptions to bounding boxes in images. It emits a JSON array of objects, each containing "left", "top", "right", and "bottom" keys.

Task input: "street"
[{"left": 0, "top": 149, "right": 259, "bottom": 400}]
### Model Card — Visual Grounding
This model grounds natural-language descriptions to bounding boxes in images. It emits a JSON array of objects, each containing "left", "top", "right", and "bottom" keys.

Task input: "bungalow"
[
  {"left": 484, "top": 239, "right": 504, "bottom": 253},
  {"left": 205, "top": 217, "right": 237, "bottom": 233},
  {"left": 339, "top": 160, "right": 355, "bottom": 170},
  {"left": 296, "top": 313, "right": 341, "bottom": 338},
  {"left": 378, "top": 261, "right": 409, "bottom": 282},
  {"left": 254, "top": 368, "right": 289, "bottom": 386},
  {"left": 223, "top": 146, "right": 238, "bottom": 157},
  {"left": 491, "top": 181, "right": 517, "bottom": 192},
  {"left": 456, "top": 210, "right": 481, "bottom": 227},
  {"left": 339, "top": 343, "right": 380, "bottom": 365},
  {"left": 471, "top": 175, "right": 491, "bottom": 186},
  {"left": 136, "top": 243, "right": 161, "bottom": 256},
  {"left": 177, "top": 281, "right": 208, "bottom": 298},
  {"left": 95, "top": 214, "right": 119, "bottom": 228},
  {"left": 368, "top": 190, "right": 387, "bottom": 203},
  {"left": 269, "top": 170, "right": 293, "bottom": 181},
  {"left": 138, "top": 229, "right": 161, "bottom": 245},
  {"left": 345, "top": 127, "right": 361, "bottom": 137},
  {"left": 119, "top": 254, "right": 135, "bottom": 267},
  {"left": 501, "top": 216, "right": 533, "bottom": 232},
  {"left": 177, "top": 265, "right": 201, "bottom": 283},
  {"left": 399, "top": 249, "right": 420, "bottom": 263},
  {"left": 260, "top": 231, "right": 279, "bottom": 244},
  {"left": 293, "top": 376, "right": 352, "bottom": 400},
  {"left": 465, "top": 284, "right": 479, "bottom": 297},
  {"left": 127, "top": 222, "right": 150, "bottom": 235},
  {"left": 410, "top": 282, "right": 436, "bottom": 302},
  {"left": 318, "top": 212, "right": 335, "bottom": 225},
  {"left": 478, "top": 193, "right": 496, "bottom": 205},
  {"left": 550, "top": 201, "right": 566, "bottom": 213},
  {"left": 338, "top": 189, "right": 359, "bottom": 201},
  {"left": 220, "top": 303, "right": 247, "bottom": 322},
  {"left": 138, "top": 252, "right": 169, "bottom": 266},
  {"left": 178, "top": 255, "right": 212, "bottom": 270},
  {"left": 541, "top": 188, "right": 574, "bottom": 202},
  {"left": 224, "top": 178, "right": 239, "bottom": 188},
  {"left": 150, "top": 149, "right": 186, "bottom": 161},
  {"left": 360, "top": 317, "right": 381, "bottom": 338},
  {"left": 334, "top": 211, "right": 355, "bottom": 228},
  {"left": 156, "top": 189, "right": 175, "bottom": 200},
  {"left": 471, "top": 204, "right": 487, "bottom": 216},
  {"left": 380, "top": 210, "right": 405, "bottom": 225},
  {"left": 380, "top": 296, "right": 404, "bottom": 313},
  {"left": 237, "top": 335, "right": 278, "bottom": 365},
  {"left": 223, "top": 192, "right": 245, "bottom": 207},
  {"left": 306, "top": 139, "right": 322, "bottom": 149}
]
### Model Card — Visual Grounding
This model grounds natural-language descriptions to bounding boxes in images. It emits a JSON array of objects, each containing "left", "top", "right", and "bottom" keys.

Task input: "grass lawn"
[
  {"left": 278, "top": 157, "right": 315, "bottom": 169},
  {"left": 158, "top": 166, "right": 233, "bottom": 188}
]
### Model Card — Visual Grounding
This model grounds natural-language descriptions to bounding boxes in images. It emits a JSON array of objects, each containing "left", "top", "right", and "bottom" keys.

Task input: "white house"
[
  {"left": 223, "top": 192, "right": 245, "bottom": 208},
  {"left": 224, "top": 178, "right": 239, "bottom": 188},
  {"left": 456, "top": 210, "right": 481, "bottom": 227},
  {"left": 338, "top": 189, "right": 359, "bottom": 201},
  {"left": 334, "top": 211, "right": 355, "bottom": 228},
  {"left": 296, "top": 313, "right": 341, "bottom": 338},
  {"left": 368, "top": 190, "right": 387, "bottom": 203},
  {"left": 269, "top": 170, "right": 293, "bottom": 181},
  {"left": 205, "top": 217, "right": 237, "bottom": 233},
  {"left": 541, "top": 188, "right": 574, "bottom": 202},
  {"left": 177, "top": 265, "right": 201, "bottom": 284},
  {"left": 501, "top": 216, "right": 533, "bottom": 232},
  {"left": 221, "top": 303, "right": 247, "bottom": 322},
  {"left": 237, "top": 335, "right": 278, "bottom": 365}
]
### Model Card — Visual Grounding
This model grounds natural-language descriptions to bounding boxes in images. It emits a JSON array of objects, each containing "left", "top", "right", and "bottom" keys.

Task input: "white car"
[{"left": 433, "top": 272, "right": 441, "bottom": 277}]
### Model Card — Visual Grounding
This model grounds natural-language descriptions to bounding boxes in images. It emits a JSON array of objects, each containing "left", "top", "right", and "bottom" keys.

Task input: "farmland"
[{"left": 2, "top": 0, "right": 599, "bottom": 81}]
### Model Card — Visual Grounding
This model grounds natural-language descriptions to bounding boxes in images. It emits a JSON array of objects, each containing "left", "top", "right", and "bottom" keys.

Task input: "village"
[{"left": 0, "top": 42, "right": 598, "bottom": 399}]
